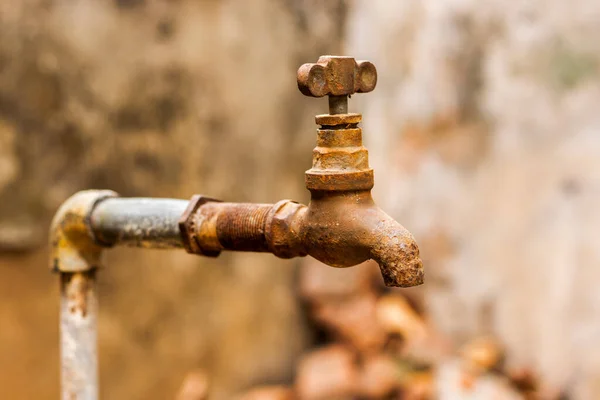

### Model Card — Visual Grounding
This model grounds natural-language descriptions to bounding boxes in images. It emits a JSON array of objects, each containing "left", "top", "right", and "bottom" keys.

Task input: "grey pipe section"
[
  {"left": 61, "top": 271, "right": 98, "bottom": 400},
  {"left": 89, "top": 198, "right": 188, "bottom": 249},
  {"left": 55, "top": 194, "right": 189, "bottom": 400}
]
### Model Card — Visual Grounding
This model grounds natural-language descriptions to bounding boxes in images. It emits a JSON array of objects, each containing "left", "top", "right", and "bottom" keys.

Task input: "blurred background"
[{"left": 1, "top": 0, "right": 600, "bottom": 399}]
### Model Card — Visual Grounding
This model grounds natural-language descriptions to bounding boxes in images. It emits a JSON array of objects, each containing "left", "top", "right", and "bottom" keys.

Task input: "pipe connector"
[
  {"left": 179, "top": 196, "right": 307, "bottom": 259},
  {"left": 49, "top": 190, "right": 118, "bottom": 272}
]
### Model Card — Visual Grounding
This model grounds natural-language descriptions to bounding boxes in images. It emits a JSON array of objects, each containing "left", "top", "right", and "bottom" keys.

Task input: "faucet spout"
[
  {"left": 299, "top": 190, "right": 423, "bottom": 287},
  {"left": 367, "top": 208, "right": 423, "bottom": 287}
]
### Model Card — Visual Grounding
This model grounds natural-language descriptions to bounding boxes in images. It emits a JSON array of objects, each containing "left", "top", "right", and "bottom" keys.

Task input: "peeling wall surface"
[{"left": 1, "top": 0, "right": 600, "bottom": 398}]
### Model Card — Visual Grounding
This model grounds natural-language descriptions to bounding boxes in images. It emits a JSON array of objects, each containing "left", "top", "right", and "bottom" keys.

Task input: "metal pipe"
[
  {"left": 89, "top": 198, "right": 188, "bottom": 249},
  {"left": 50, "top": 55, "right": 422, "bottom": 399},
  {"left": 60, "top": 271, "right": 98, "bottom": 400},
  {"left": 50, "top": 191, "right": 189, "bottom": 400},
  {"left": 328, "top": 95, "right": 348, "bottom": 114}
]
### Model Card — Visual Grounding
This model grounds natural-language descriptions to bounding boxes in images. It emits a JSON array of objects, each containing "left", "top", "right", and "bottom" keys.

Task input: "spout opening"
[
  {"left": 375, "top": 254, "right": 424, "bottom": 288},
  {"left": 369, "top": 224, "right": 424, "bottom": 288}
]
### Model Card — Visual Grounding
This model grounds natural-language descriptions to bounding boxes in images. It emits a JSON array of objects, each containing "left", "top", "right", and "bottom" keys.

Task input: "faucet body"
[
  {"left": 49, "top": 55, "right": 423, "bottom": 399},
  {"left": 301, "top": 190, "right": 423, "bottom": 287},
  {"left": 178, "top": 112, "right": 423, "bottom": 287}
]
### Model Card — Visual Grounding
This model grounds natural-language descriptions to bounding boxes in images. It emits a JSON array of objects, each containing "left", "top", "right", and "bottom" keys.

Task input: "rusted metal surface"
[
  {"left": 298, "top": 57, "right": 422, "bottom": 286},
  {"left": 179, "top": 199, "right": 307, "bottom": 259},
  {"left": 178, "top": 195, "right": 222, "bottom": 256},
  {"left": 60, "top": 271, "right": 98, "bottom": 400},
  {"left": 180, "top": 183, "right": 422, "bottom": 288},
  {"left": 90, "top": 198, "right": 188, "bottom": 249},
  {"left": 307, "top": 113, "right": 372, "bottom": 192},
  {"left": 297, "top": 56, "right": 376, "bottom": 115},
  {"left": 179, "top": 56, "right": 423, "bottom": 287},
  {"left": 314, "top": 112, "right": 362, "bottom": 126},
  {"left": 49, "top": 190, "right": 118, "bottom": 272},
  {"left": 300, "top": 190, "right": 423, "bottom": 287},
  {"left": 297, "top": 56, "right": 377, "bottom": 98}
]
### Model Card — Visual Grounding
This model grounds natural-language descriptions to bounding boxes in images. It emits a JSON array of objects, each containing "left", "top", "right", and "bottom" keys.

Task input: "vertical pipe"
[{"left": 60, "top": 271, "right": 98, "bottom": 400}]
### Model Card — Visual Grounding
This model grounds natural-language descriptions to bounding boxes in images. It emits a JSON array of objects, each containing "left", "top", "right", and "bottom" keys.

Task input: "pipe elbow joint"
[{"left": 49, "top": 190, "right": 118, "bottom": 272}]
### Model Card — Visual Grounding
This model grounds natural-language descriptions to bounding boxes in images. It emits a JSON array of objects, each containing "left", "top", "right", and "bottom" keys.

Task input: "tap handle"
[{"left": 297, "top": 56, "right": 377, "bottom": 98}]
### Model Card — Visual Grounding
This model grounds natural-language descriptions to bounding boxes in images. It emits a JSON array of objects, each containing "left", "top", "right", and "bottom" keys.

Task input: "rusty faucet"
[
  {"left": 296, "top": 56, "right": 423, "bottom": 286},
  {"left": 177, "top": 56, "right": 423, "bottom": 287},
  {"left": 50, "top": 55, "right": 423, "bottom": 399}
]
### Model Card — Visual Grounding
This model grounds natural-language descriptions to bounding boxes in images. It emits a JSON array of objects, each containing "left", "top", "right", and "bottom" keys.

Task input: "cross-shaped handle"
[{"left": 297, "top": 56, "right": 377, "bottom": 114}]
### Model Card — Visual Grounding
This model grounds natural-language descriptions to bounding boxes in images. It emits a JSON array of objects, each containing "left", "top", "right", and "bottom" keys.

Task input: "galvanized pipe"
[
  {"left": 51, "top": 192, "right": 190, "bottom": 400},
  {"left": 90, "top": 198, "right": 188, "bottom": 249},
  {"left": 60, "top": 271, "right": 98, "bottom": 400}
]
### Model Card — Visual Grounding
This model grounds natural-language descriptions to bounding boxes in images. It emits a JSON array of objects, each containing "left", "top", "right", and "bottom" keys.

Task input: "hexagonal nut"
[
  {"left": 265, "top": 200, "right": 307, "bottom": 259},
  {"left": 178, "top": 194, "right": 222, "bottom": 256}
]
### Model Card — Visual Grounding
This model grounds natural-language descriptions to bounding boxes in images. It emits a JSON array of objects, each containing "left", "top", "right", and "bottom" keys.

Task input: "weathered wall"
[
  {"left": 347, "top": 0, "right": 600, "bottom": 398},
  {"left": 2, "top": 0, "right": 600, "bottom": 398},
  {"left": 0, "top": 1, "right": 348, "bottom": 398}
]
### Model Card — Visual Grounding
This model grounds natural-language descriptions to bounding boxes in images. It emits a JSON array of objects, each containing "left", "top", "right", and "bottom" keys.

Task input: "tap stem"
[{"left": 328, "top": 95, "right": 348, "bottom": 114}]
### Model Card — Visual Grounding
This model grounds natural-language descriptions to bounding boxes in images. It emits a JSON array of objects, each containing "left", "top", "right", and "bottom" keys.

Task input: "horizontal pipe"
[{"left": 89, "top": 198, "right": 188, "bottom": 249}]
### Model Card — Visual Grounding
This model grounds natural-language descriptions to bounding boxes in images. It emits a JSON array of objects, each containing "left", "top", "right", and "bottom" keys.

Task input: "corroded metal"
[
  {"left": 306, "top": 114, "right": 373, "bottom": 192},
  {"left": 179, "top": 55, "right": 424, "bottom": 287},
  {"left": 297, "top": 56, "right": 377, "bottom": 98},
  {"left": 298, "top": 57, "right": 422, "bottom": 286},
  {"left": 60, "top": 271, "right": 98, "bottom": 400},
  {"left": 178, "top": 195, "right": 222, "bottom": 256},
  {"left": 49, "top": 190, "right": 118, "bottom": 272},
  {"left": 50, "top": 190, "right": 117, "bottom": 400},
  {"left": 90, "top": 198, "right": 188, "bottom": 248},
  {"left": 179, "top": 199, "right": 306, "bottom": 259},
  {"left": 297, "top": 56, "right": 376, "bottom": 115}
]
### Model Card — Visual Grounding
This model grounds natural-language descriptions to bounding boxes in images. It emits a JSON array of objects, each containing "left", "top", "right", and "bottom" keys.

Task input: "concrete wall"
[
  {"left": 0, "top": 1, "right": 347, "bottom": 398},
  {"left": 348, "top": 0, "right": 600, "bottom": 397},
  {"left": 1, "top": 0, "right": 599, "bottom": 398}
]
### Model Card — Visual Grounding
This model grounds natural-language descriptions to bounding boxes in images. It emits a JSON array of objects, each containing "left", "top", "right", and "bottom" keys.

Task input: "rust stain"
[
  {"left": 63, "top": 272, "right": 92, "bottom": 317},
  {"left": 49, "top": 190, "right": 118, "bottom": 273}
]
